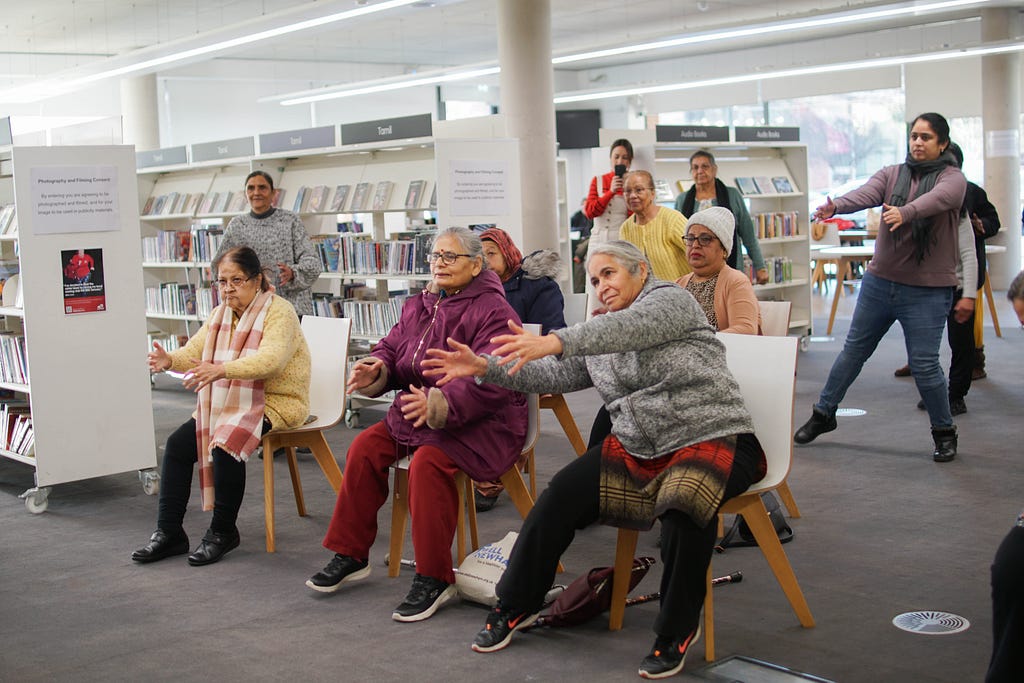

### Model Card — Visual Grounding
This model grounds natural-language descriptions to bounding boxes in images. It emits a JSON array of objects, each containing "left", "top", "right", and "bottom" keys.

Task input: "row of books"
[
  {"left": 141, "top": 227, "right": 223, "bottom": 263},
  {"left": 0, "top": 205, "right": 17, "bottom": 236},
  {"left": 146, "top": 333, "right": 187, "bottom": 354},
  {"left": 292, "top": 180, "right": 435, "bottom": 214},
  {"left": 746, "top": 256, "right": 795, "bottom": 285},
  {"left": 0, "top": 333, "right": 29, "bottom": 385},
  {"left": 145, "top": 283, "right": 219, "bottom": 318},
  {"left": 311, "top": 234, "right": 427, "bottom": 276},
  {"left": 1, "top": 400, "right": 33, "bottom": 456},
  {"left": 734, "top": 175, "right": 796, "bottom": 196},
  {"left": 752, "top": 211, "right": 801, "bottom": 239}
]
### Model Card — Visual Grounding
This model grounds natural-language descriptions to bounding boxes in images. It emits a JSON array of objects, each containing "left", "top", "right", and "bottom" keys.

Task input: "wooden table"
[
  {"left": 817, "top": 246, "right": 875, "bottom": 334},
  {"left": 839, "top": 229, "right": 870, "bottom": 243}
]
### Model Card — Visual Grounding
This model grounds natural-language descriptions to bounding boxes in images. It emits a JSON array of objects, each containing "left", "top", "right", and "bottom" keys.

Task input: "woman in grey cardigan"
[
  {"left": 423, "top": 240, "right": 766, "bottom": 680},
  {"left": 215, "top": 171, "right": 321, "bottom": 316}
]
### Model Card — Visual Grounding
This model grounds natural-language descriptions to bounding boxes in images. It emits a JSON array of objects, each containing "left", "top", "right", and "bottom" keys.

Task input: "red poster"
[{"left": 61, "top": 248, "right": 106, "bottom": 314}]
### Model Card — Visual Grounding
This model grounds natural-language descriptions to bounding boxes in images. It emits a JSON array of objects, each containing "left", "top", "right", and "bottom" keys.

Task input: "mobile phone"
[{"left": 614, "top": 164, "right": 627, "bottom": 178}]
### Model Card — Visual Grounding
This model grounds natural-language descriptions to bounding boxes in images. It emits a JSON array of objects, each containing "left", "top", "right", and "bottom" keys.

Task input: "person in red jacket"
[
  {"left": 583, "top": 139, "right": 634, "bottom": 314},
  {"left": 66, "top": 249, "right": 94, "bottom": 284}
]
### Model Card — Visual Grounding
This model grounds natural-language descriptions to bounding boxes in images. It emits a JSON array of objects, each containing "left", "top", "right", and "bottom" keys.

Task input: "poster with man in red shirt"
[{"left": 61, "top": 248, "right": 106, "bottom": 314}]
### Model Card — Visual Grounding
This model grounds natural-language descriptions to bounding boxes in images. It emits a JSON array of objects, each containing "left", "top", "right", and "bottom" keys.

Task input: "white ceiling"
[{"left": 1, "top": 1, "right": 1021, "bottom": 100}]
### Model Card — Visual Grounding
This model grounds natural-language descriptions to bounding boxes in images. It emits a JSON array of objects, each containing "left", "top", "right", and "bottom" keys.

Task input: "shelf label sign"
[
  {"left": 61, "top": 247, "right": 107, "bottom": 314},
  {"left": 341, "top": 114, "right": 432, "bottom": 145},
  {"left": 655, "top": 125, "right": 729, "bottom": 143},
  {"left": 449, "top": 160, "right": 510, "bottom": 217},
  {"left": 29, "top": 166, "right": 121, "bottom": 235},
  {"left": 258, "top": 126, "right": 336, "bottom": 154},
  {"left": 734, "top": 126, "right": 800, "bottom": 142},
  {"left": 136, "top": 146, "right": 187, "bottom": 169},
  {"left": 191, "top": 136, "right": 255, "bottom": 163}
]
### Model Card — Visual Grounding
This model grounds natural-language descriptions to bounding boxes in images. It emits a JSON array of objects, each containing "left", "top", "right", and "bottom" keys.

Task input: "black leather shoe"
[
  {"left": 949, "top": 397, "right": 967, "bottom": 416},
  {"left": 794, "top": 408, "right": 837, "bottom": 444},
  {"left": 932, "top": 427, "right": 957, "bottom": 463},
  {"left": 187, "top": 529, "right": 240, "bottom": 566},
  {"left": 132, "top": 529, "right": 189, "bottom": 564},
  {"left": 474, "top": 489, "right": 499, "bottom": 513}
]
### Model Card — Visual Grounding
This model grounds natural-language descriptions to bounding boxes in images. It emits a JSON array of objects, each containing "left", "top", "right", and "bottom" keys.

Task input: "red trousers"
[{"left": 322, "top": 421, "right": 460, "bottom": 584}]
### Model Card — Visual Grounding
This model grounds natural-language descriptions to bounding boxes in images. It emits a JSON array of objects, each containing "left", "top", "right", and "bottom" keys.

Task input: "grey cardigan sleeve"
[
  {"left": 283, "top": 214, "right": 322, "bottom": 293},
  {"left": 480, "top": 354, "right": 593, "bottom": 395}
]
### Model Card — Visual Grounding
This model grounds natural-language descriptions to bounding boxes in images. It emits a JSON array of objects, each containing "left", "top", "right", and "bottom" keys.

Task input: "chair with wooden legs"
[
  {"left": 260, "top": 316, "right": 351, "bottom": 552},
  {"left": 608, "top": 333, "right": 814, "bottom": 662},
  {"left": 388, "top": 391, "right": 543, "bottom": 576}
]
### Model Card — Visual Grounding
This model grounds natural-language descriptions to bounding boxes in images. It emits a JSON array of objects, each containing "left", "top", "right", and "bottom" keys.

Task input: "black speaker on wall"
[{"left": 556, "top": 109, "right": 601, "bottom": 149}]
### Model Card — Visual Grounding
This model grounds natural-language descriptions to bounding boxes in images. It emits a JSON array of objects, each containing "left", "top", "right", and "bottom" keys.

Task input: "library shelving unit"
[
  {"left": 653, "top": 141, "right": 813, "bottom": 341},
  {"left": 137, "top": 159, "right": 250, "bottom": 349},
  {"left": 2, "top": 145, "right": 157, "bottom": 513}
]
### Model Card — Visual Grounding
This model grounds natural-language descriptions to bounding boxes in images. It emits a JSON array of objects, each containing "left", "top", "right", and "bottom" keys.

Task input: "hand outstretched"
[{"left": 422, "top": 338, "right": 487, "bottom": 386}]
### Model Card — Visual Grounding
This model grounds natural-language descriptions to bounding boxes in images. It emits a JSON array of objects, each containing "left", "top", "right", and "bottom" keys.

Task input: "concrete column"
[
  {"left": 497, "top": 0, "right": 558, "bottom": 253},
  {"left": 981, "top": 8, "right": 1022, "bottom": 287},
  {"left": 120, "top": 74, "right": 160, "bottom": 151}
]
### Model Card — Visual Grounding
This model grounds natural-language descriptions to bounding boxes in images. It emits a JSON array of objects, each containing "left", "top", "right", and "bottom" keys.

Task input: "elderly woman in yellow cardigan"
[
  {"left": 133, "top": 246, "right": 310, "bottom": 567},
  {"left": 675, "top": 206, "right": 761, "bottom": 335}
]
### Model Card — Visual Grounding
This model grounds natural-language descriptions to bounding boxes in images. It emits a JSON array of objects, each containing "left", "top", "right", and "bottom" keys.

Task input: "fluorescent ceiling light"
[
  {"left": 271, "top": 0, "right": 991, "bottom": 106},
  {"left": 274, "top": 66, "right": 501, "bottom": 105},
  {"left": 554, "top": 40, "right": 1024, "bottom": 104},
  {"left": 0, "top": 0, "right": 422, "bottom": 104},
  {"left": 552, "top": 0, "right": 989, "bottom": 64}
]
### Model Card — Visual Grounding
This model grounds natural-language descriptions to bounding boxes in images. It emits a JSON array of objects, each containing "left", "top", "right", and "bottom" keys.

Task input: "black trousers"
[
  {"left": 496, "top": 433, "right": 763, "bottom": 638},
  {"left": 156, "top": 418, "right": 248, "bottom": 535},
  {"left": 987, "top": 525, "right": 1024, "bottom": 682},
  {"left": 945, "top": 290, "right": 975, "bottom": 401}
]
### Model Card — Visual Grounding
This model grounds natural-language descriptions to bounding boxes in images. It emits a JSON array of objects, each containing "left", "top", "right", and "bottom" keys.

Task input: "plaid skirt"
[{"left": 598, "top": 435, "right": 753, "bottom": 530}]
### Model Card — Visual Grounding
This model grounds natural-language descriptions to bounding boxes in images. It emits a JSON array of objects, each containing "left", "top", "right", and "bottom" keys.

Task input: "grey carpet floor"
[{"left": 1, "top": 287, "right": 1021, "bottom": 683}]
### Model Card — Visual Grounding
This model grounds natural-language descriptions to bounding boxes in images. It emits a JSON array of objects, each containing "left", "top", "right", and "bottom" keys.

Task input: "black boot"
[
  {"left": 972, "top": 346, "right": 986, "bottom": 380},
  {"left": 931, "top": 426, "right": 957, "bottom": 463},
  {"left": 794, "top": 408, "right": 837, "bottom": 444}
]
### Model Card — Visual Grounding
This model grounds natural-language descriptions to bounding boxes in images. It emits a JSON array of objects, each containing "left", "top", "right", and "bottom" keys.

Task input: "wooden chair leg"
[
  {"left": 308, "top": 432, "right": 344, "bottom": 492},
  {"left": 464, "top": 475, "right": 479, "bottom": 552},
  {"left": 388, "top": 469, "right": 410, "bottom": 578},
  {"left": 455, "top": 472, "right": 468, "bottom": 565},
  {"left": 733, "top": 495, "right": 815, "bottom": 628},
  {"left": 775, "top": 480, "right": 801, "bottom": 519},
  {"left": 285, "top": 448, "right": 307, "bottom": 516},
  {"left": 526, "top": 448, "right": 536, "bottom": 499},
  {"left": 262, "top": 437, "right": 276, "bottom": 553},
  {"left": 704, "top": 562, "right": 716, "bottom": 662},
  {"left": 609, "top": 528, "right": 639, "bottom": 630},
  {"left": 984, "top": 271, "right": 1002, "bottom": 338}
]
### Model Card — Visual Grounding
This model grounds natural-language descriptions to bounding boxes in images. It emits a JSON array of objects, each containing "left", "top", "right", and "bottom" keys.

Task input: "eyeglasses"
[
  {"left": 683, "top": 234, "right": 718, "bottom": 247},
  {"left": 623, "top": 188, "right": 652, "bottom": 196},
  {"left": 215, "top": 276, "right": 253, "bottom": 288},
  {"left": 426, "top": 251, "right": 472, "bottom": 265}
]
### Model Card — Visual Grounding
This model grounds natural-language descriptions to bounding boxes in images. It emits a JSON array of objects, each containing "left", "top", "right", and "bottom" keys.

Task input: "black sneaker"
[
  {"left": 305, "top": 554, "right": 370, "bottom": 593},
  {"left": 474, "top": 489, "right": 499, "bottom": 513},
  {"left": 471, "top": 602, "right": 541, "bottom": 653},
  {"left": 638, "top": 626, "right": 702, "bottom": 679},
  {"left": 392, "top": 573, "right": 458, "bottom": 622}
]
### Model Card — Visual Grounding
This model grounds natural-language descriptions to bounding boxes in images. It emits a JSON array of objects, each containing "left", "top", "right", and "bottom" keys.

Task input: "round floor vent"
[
  {"left": 836, "top": 408, "right": 866, "bottom": 417},
  {"left": 892, "top": 611, "right": 970, "bottom": 635}
]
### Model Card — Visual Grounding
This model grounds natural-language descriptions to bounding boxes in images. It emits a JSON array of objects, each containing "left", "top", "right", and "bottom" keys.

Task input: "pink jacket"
[{"left": 676, "top": 266, "right": 761, "bottom": 334}]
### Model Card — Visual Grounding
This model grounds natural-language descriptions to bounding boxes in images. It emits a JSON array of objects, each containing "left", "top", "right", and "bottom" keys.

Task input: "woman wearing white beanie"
[{"left": 675, "top": 206, "right": 761, "bottom": 334}]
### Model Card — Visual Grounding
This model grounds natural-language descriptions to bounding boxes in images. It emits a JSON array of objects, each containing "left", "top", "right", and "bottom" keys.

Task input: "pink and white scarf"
[{"left": 194, "top": 290, "right": 274, "bottom": 511}]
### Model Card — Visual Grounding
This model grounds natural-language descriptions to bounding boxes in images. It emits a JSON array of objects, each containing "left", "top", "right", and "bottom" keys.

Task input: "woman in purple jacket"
[
  {"left": 305, "top": 227, "right": 528, "bottom": 623},
  {"left": 795, "top": 112, "right": 967, "bottom": 463}
]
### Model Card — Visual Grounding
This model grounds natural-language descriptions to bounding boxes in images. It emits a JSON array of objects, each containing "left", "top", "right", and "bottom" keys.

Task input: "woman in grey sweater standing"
[
  {"left": 215, "top": 171, "right": 321, "bottom": 316},
  {"left": 423, "top": 240, "right": 766, "bottom": 680}
]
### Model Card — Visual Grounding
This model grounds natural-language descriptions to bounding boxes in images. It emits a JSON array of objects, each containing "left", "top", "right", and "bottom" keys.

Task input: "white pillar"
[
  {"left": 120, "top": 74, "right": 160, "bottom": 152},
  {"left": 497, "top": 0, "right": 558, "bottom": 253},
  {"left": 981, "top": 8, "right": 1022, "bottom": 287}
]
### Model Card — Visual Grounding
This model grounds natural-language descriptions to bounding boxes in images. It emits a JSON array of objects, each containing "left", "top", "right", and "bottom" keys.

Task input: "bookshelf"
[
  {"left": 1, "top": 145, "right": 157, "bottom": 513},
  {"left": 653, "top": 142, "right": 813, "bottom": 340}
]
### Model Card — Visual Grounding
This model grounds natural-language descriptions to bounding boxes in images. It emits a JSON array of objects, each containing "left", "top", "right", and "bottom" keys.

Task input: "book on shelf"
[
  {"left": 311, "top": 235, "right": 341, "bottom": 272},
  {"left": 1, "top": 273, "right": 22, "bottom": 308},
  {"left": 141, "top": 196, "right": 155, "bottom": 216},
  {"left": 198, "top": 193, "right": 216, "bottom": 214},
  {"left": 152, "top": 195, "right": 168, "bottom": 215},
  {"left": 772, "top": 176, "right": 795, "bottom": 193},
  {"left": 271, "top": 188, "right": 285, "bottom": 208},
  {"left": 162, "top": 192, "right": 180, "bottom": 215},
  {"left": 337, "top": 221, "right": 364, "bottom": 234},
  {"left": 404, "top": 180, "right": 426, "bottom": 209},
  {"left": 752, "top": 211, "right": 801, "bottom": 239},
  {"left": 654, "top": 178, "right": 675, "bottom": 202},
  {"left": 292, "top": 186, "right": 308, "bottom": 213},
  {"left": 373, "top": 181, "right": 394, "bottom": 211},
  {"left": 227, "top": 192, "right": 247, "bottom": 213},
  {"left": 184, "top": 193, "right": 203, "bottom": 215},
  {"left": 176, "top": 230, "right": 193, "bottom": 261},
  {"left": 214, "top": 192, "right": 232, "bottom": 214},
  {"left": 328, "top": 185, "right": 351, "bottom": 213},
  {"left": 734, "top": 177, "right": 759, "bottom": 196},
  {"left": 753, "top": 177, "right": 774, "bottom": 195},
  {"left": 0, "top": 206, "right": 16, "bottom": 235},
  {"left": 350, "top": 183, "right": 372, "bottom": 212},
  {"left": 307, "top": 185, "right": 329, "bottom": 213},
  {"left": 428, "top": 184, "right": 437, "bottom": 210}
]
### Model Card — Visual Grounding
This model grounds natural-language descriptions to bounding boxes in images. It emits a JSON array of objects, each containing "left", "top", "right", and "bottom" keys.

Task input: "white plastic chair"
[
  {"left": 757, "top": 300, "right": 792, "bottom": 337},
  {"left": 260, "top": 316, "right": 351, "bottom": 552},
  {"left": 563, "top": 292, "right": 588, "bottom": 327},
  {"left": 810, "top": 222, "right": 841, "bottom": 291},
  {"left": 608, "top": 333, "right": 814, "bottom": 661}
]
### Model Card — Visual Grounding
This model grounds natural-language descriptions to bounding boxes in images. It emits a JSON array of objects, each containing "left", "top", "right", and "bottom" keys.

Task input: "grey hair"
[
  {"left": 432, "top": 226, "right": 487, "bottom": 270},
  {"left": 587, "top": 240, "right": 652, "bottom": 278},
  {"left": 1008, "top": 270, "right": 1024, "bottom": 302}
]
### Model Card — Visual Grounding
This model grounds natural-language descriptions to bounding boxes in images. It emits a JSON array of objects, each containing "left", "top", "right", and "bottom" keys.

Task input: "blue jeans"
[{"left": 816, "top": 272, "right": 955, "bottom": 429}]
